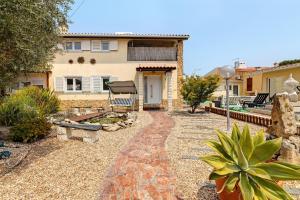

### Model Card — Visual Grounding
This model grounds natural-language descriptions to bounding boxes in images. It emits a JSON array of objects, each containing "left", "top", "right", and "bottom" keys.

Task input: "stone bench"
[{"left": 56, "top": 122, "right": 102, "bottom": 143}]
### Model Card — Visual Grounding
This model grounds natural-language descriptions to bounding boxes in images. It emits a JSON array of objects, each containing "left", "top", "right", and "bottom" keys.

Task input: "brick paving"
[{"left": 99, "top": 111, "right": 177, "bottom": 200}]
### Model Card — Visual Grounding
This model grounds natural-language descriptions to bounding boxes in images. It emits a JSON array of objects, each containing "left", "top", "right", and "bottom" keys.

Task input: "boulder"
[
  {"left": 278, "top": 137, "right": 300, "bottom": 164},
  {"left": 0, "top": 127, "right": 10, "bottom": 140},
  {"left": 117, "top": 121, "right": 127, "bottom": 128},
  {"left": 102, "top": 124, "right": 121, "bottom": 132},
  {"left": 268, "top": 94, "right": 297, "bottom": 138}
]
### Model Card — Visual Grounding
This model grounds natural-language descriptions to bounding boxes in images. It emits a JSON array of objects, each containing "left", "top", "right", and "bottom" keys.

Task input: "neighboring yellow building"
[
  {"left": 251, "top": 63, "right": 300, "bottom": 97},
  {"left": 206, "top": 62, "right": 269, "bottom": 97},
  {"left": 15, "top": 32, "right": 189, "bottom": 111}
]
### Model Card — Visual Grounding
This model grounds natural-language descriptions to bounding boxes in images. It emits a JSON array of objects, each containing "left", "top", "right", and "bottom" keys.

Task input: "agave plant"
[{"left": 200, "top": 124, "right": 300, "bottom": 200}]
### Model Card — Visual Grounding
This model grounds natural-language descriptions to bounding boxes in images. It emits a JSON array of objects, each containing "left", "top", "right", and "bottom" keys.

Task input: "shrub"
[
  {"left": 10, "top": 117, "right": 51, "bottom": 143},
  {"left": 181, "top": 75, "right": 220, "bottom": 113},
  {"left": 278, "top": 59, "right": 300, "bottom": 66},
  {"left": 0, "top": 95, "right": 38, "bottom": 126},
  {"left": 0, "top": 87, "right": 59, "bottom": 142},
  {"left": 13, "top": 86, "right": 60, "bottom": 115}
]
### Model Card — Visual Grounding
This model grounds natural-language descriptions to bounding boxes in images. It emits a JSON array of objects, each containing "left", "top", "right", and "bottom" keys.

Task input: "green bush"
[
  {"left": 181, "top": 75, "right": 220, "bottom": 113},
  {"left": 278, "top": 59, "right": 300, "bottom": 66},
  {"left": 0, "top": 95, "right": 38, "bottom": 126},
  {"left": 0, "top": 87, "right": 59, "bottom": 126},
  {"left": 10, "top": 117, "right": 51, "bottom": 143},
  {"left": 13, "top": 86, "right": 60, "bottom": 115},
  {"left": 0, "top": 86, "right": 59, "bottom": 142}
]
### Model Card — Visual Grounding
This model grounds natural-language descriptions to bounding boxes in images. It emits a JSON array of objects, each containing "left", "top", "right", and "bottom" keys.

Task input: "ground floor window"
[
  {"left": 102, "top": 77, "right": 110, "bottom": 91},
  {"left": 66, "top": 77, "right": 82, "bottom": 91},
  {"left": 233, "top": 85, "right": 239, "bottom": 96}
]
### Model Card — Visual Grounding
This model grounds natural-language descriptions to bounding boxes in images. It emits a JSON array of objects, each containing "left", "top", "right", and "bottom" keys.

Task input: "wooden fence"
[{"left": 205, "top": 106, "right": 300, "bottom": 134}]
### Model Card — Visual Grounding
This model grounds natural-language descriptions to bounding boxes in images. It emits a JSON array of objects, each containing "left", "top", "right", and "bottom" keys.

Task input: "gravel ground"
[
  {"left": 0, "top": 111, "right": 152, "bottom": 200},
  {"left": 165, "top": 111, "right": 300, "bottom": 200}
]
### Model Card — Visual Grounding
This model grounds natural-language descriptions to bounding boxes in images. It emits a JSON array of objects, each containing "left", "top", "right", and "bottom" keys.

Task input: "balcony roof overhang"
[
  {"left": 60, "top": 32, "right": 189, "bottom": 40},
  {"left": 136, "top": 65, "right": 176, "bottom": 72}
]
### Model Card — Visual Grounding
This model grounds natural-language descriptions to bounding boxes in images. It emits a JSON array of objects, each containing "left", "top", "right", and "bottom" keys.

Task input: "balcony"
[{"left": 127, "top": 47, "right": 177, "bottom": 61}]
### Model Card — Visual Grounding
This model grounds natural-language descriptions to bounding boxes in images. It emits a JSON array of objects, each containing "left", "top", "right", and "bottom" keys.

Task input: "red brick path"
[{"left": 99, "top": 112, "right": 177, "bottom": 200}]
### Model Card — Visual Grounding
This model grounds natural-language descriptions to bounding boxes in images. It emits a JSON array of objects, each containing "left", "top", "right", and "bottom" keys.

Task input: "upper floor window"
[
  {"left": 101, "top": 41, "right": 110, "bottom": 51},
  {"left": 64, "top": 42, "right": 81, "bottom": 51}
]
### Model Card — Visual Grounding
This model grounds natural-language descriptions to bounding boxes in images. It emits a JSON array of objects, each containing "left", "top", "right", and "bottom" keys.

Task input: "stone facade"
[
  {"left": 60, "top": 100, "right": 110, "bottom": 111},
  {"left": 176, "top": 40, "right": 184, "bottom": 110}
]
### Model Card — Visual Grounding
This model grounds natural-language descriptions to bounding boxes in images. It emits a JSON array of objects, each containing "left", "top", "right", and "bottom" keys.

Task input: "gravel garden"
[{"left": 1, "top": 87, "right": 300, "bottom": 199}]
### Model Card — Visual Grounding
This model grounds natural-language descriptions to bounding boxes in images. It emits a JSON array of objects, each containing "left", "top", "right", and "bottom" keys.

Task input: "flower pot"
[
  {"left": 215, "top": 177, "right": 242, "bottom": 200},
  {"left": 215, "top": 177, "right": 284, "bottom": 200}
]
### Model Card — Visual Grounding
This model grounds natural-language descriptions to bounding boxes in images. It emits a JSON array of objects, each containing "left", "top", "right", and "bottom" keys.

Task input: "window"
[
  {"left": 64, "top": 42, "right": 81, "bottom": 51},
  {"left": 65, "top": 42, "right": 73, "bottom": 50},
  {"left": 233, "top": 85, "right": 239, "bottom": 96},
  {"left": 229, "top": 85, "right": 232, "bottom": 90},
  {"left": 74, "top": 42, "right": 81, "bottom": 50},
  {"left": 66, "top": 77, "right": 82, "bottom": 91},
  {"left": 101, "top": 41, "right": 110, "bottom": 51},
  {"left": 22, "top": 82, "right": 31, "bottom": 87},
  {"left": 102, "top": 77, "right": 110, "bottom": 91},
  {"left": 247, "top": 78, "right": 253, "bottom": 91},
  {"left": 91, "top": 41, "right": 101, "bottom": 51}
]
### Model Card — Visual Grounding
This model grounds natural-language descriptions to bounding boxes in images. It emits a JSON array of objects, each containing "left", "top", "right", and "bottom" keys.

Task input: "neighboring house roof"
[
  {"left": 59, "top": 32, "right": 190, "bottom": 40},
  {"left": 235, "top": 67, "right": 269, "bottom": 72},
  {"left": 260, "top": 63, "right": 300, "bottom": 73}
]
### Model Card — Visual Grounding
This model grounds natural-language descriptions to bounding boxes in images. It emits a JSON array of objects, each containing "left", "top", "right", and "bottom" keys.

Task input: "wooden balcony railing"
[{"left": 127, "top": 47, "right": 177, "bottom": 61}]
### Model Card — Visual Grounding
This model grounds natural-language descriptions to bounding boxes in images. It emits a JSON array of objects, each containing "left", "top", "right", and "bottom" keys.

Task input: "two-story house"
[{"left": 16, "top": 32, "right": 189, "bottom": 111}]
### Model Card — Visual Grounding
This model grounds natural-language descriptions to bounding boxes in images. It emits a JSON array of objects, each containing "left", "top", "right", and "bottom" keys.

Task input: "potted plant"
[{"left": 200, "top": 124, "right": 300, "bottom": 200}]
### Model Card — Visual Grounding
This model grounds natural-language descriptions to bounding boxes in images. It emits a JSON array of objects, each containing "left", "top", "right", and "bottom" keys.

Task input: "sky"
[{"left": 68, "top": 0, "right": 300, "bottom": 75}]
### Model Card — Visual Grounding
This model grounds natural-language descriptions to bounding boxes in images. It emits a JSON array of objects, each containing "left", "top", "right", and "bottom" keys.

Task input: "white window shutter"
[
  {"left": 81, "top": 40, "right": 91, "bottom": 51},
  {"left": 109, "top": 40, "right": 118, "bottom": 50},
  {"left": 82, "top": 77, "right": 91, "bottom": 92},
  {"left": 91, "top": 40, "right": 101, "bottom": 51},
  {"left": 92, "top": 76, "right": 102, "bottom": 93},
  {"left": 109, "top": 76, "right": 119, "bottom": 82},
  {"left": 55, "top": 77, "right": 64, "bottom": 92}
]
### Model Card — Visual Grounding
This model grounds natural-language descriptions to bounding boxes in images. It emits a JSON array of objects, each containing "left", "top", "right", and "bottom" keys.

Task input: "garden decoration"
[{"left": 201, "top": 124, "right": 300, "bottom": 200}]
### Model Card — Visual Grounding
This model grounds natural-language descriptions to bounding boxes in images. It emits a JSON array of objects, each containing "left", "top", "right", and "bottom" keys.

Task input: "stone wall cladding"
[
  {"left": 60, "top": 100, "right": 110, "bottom": 111},
  {"left": 60, "top": 100, "right": 140, "bottom": 111},
  {"left": 176, "top": 40, "right": 184, "bottom": 110}
]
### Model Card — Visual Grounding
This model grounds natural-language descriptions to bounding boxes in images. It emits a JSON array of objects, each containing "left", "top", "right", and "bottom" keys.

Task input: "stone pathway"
[{"left": 100, "top": 111, "right": 177, "bottom": 200}]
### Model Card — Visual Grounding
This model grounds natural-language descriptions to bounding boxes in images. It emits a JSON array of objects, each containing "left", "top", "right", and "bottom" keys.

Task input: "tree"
[
  {"left": 0, "top": 0, "right": 73, "bottom": 94},
  {"left": 181, "top": 75, "right": 220, "bottom": 113}
]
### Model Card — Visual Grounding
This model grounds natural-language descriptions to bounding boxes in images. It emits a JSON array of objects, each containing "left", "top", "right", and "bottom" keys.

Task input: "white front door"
[{"left": 146, "top": 76, "right": 161, "bottom": 104}]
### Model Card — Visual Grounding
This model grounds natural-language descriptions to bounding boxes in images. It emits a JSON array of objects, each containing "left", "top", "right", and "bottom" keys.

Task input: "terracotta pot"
[
  {"left": 215, "top": 177, "right": 284, "bottom": 200},
  {"left": 215, "top": 177, "right": 242, "bottom": 200}
]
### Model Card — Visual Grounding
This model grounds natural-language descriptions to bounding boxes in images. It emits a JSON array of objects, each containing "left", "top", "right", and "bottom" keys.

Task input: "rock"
[
  {"left": 268, "top": 94, "right": 297, "bottom": 138},
  {"left": 126, "top": 119, "right": 134, "bottom": 124},
  {"left": 278, "top": 137, "right": 300, "bottom": 164},
  {"left": 117, "top": 122, "right": 127, "bottom": 128},
  {"left": 101, "top": 124, "right": 110, "bottom": 127},
  {"left": 102, "top": 124, "right": 121, "bottom": 132},
  {"left": 289, "top": 92, "right": 299, "bottom": 102},
  {"left": 127, "top": 112, "right": 137, "bottom": 120},
  {"left": 90, "top": 122, "right": 100, "bottom": 125},
  {"left": 0, "top": 127, "right": 11, "bottom": 140}
]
